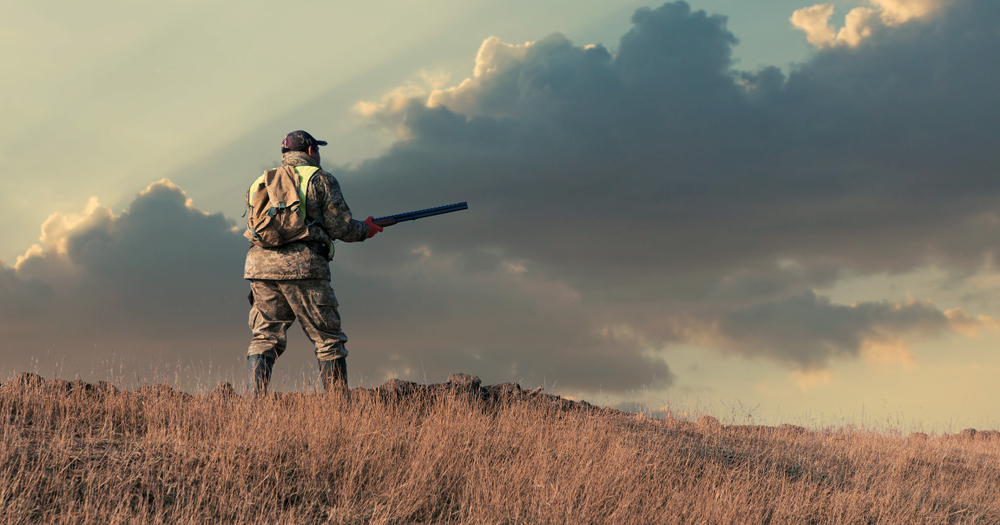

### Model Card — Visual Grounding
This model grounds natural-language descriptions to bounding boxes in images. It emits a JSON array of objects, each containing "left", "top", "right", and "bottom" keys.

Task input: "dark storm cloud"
[
  {"left": 1, "top": 181, "right": 673, "bottom": 390},
  {"left": 719, "top": 291, "right": 954, "bottom": 369},
  {"left": 338, "top": 0, "right": 1000, "bottom": 367},
  {"left": 335, "top": 251, "right": 675, "bottom": 390},
  {"left": 3, "top": 181, "right": 250, "bottom": 374},
  {"left": 353, "top": 0, "right": 1000, "bottom": 278},
  {"left": 0, "top": 266, "right": 52, "bottom": 321}
]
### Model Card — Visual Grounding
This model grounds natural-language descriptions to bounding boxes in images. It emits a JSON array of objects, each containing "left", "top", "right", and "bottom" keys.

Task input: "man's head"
[{"left": 281, "top": 130, "right": 327, "bottom": 162}]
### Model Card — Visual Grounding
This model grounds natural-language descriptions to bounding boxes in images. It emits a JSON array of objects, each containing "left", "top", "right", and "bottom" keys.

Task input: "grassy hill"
[{"left": 2, "top": 372, "right": 998, "bottom": 524}]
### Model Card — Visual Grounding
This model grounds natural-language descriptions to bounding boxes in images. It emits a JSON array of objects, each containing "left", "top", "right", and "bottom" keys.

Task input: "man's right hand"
[{"left": 364, "top": 216, "right": 383, "bottom": 239}]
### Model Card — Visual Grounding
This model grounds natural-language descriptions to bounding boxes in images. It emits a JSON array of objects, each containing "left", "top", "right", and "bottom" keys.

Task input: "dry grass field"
[{"left": 1, "top": 372, "right": 999, "bottom": 524}]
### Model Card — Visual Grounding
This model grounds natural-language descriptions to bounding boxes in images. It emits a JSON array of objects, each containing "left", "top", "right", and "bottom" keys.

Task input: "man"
[{"left": 244, "top": 130, "right": 382, "bottom": 394}]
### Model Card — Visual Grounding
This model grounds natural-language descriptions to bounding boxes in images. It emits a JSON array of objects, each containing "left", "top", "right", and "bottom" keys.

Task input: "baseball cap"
[{"left": 281, "top": 130, "right": 328, "bottom": 153}]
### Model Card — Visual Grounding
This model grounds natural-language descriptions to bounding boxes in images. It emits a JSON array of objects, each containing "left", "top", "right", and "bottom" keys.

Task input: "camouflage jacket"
[{"left": 244, "top": 151, "right": 369, "bottom": 280}]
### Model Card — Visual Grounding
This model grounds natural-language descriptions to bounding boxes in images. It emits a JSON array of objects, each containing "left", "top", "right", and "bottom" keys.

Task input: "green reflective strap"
[{"left": 293, "top": 166, "right": 319, "bottom": 219}]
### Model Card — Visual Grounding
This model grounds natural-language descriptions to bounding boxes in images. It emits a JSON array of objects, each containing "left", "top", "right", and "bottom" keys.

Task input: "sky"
[{"left": 3, "top": 0, "right": 1000, "bottom": 431}]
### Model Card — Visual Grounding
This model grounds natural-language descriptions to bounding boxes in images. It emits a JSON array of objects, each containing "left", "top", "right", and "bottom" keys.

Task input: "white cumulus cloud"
[{"left": 792, "top": 0, "right": 948, "bottom": 48}]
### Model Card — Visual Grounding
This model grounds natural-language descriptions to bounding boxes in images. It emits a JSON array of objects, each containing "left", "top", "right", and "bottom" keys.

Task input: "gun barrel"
[{"left": 374, "top": 201, "right": 468, "bottom": 226}]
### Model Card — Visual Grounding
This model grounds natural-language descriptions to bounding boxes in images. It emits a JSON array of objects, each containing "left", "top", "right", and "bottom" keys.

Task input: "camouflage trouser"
[{"left": 247, "top": 279, "right": 349, "bottom": 362}]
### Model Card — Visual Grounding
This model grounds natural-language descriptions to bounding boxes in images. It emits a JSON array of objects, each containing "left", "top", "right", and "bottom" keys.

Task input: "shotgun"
[
  {"left": 372, "top": 201, "right": 468, "bottom": 227},
  {"left": 304, "top": 202, "right": 469, "bottom": 260}
]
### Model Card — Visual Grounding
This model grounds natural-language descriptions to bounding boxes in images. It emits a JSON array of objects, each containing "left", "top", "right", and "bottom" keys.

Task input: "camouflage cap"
[{"left": 281, "top": 130, "right": 328, "bottom": 153}]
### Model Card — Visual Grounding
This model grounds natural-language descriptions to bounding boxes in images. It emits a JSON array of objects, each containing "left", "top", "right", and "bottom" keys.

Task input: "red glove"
[{"left": 364, "top": 216, "right": 383, "bottom": 239}]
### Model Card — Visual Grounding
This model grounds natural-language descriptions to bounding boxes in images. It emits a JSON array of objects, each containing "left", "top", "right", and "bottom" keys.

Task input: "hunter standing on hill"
[{"left": 243, "top": 130, "right": 382, "bottom": 395}]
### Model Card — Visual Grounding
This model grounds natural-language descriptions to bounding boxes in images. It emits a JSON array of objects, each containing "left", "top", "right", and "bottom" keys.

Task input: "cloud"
[
  {"left": 791, "top": 0, "right": 949, "bottom": 48},
  {"left": 790, "top": 4, "right": 839, "bottom": 47},
  {"left": 355, "top": 0, "right": 1000, "bottom": 283},
  {"left": 332, "top": 243, "right": 676, "bottom": 390},
  {"left": 861, "top": 338, "right": 916, "bottom": 368},
  {"left": 1, "top": 181, "right": 674, "bottom": 391},
  {"left": 426, "top": 37, "right": 536, "bottom": 116},
  {"left": 716, "top": 291, "right": 994, "bottom": 369},
  {"left": 790, "top": 369, "right": 833, "bottom": 391},
  {"left": 7, "top": 180, "right": 249, "bottom": 348},
  {"left": 943, "top": 306, "right": 1000, "bottom": 336},
  {"left": 872, "top": 0, "right": 949, "bottom": 25},
  {"left": 343, "top": 0, "right": 1000, "bottom": 371}
]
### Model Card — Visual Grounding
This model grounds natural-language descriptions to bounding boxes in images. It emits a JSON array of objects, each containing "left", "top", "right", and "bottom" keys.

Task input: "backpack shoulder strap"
[
  {"left": 248, "top": 170, "right": 275, "bottom": 205},
  {"left": 292, "top": 166, "right": 321, "bottom": 221}
]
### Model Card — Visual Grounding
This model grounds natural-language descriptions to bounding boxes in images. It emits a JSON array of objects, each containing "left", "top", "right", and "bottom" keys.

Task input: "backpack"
[{"left": 244, "top": 165, "right": 319, "bottom": 247}]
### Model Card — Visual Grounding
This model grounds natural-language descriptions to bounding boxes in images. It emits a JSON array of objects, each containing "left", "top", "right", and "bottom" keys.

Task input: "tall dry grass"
[{"left": 1, "top": 374, "right": 999, "bottom": 524}]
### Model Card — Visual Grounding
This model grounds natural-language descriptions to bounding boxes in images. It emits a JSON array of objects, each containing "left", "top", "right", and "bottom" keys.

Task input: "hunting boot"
[
  {"left": 319, "top": 358, "right": 348, "bottom": 392},
  {"left": 247, "top": 354, "right": 274, "bottom": 396}
]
